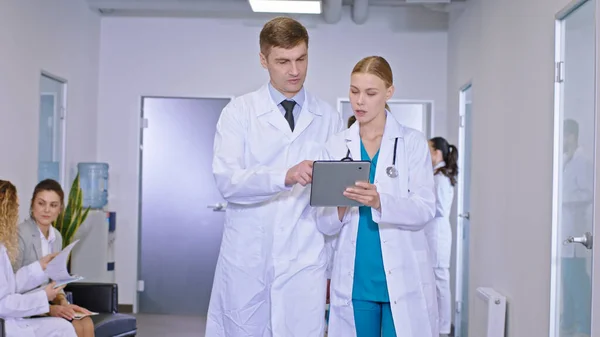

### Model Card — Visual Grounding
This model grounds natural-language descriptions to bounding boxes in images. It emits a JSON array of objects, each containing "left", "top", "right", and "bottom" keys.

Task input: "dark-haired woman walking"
[{"left": 426, "top": 137, "right": 459, "bottom": 337}]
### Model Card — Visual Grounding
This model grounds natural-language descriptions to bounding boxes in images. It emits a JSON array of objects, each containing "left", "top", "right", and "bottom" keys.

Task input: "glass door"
[
  {"left": 38, "top": 73, "right": 66, "bottom": 184},
  {"left": 454, "top": 84, "right": 472, "bottom": 337},
  {"left": 551, "top": 1, "right": 596, "bottom": 336}
]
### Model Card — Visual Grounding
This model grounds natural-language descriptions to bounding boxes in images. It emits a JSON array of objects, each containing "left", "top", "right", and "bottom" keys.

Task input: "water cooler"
[
  {"left": 71, "top": 210, "right": 116, "bottom": 282},
  {"left": 70, "top": 162, "right": 116, "bottom": 283}
]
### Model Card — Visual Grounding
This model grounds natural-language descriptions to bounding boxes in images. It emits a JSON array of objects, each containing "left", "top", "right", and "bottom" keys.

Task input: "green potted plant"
[{"left": 53, "top": 173, "right": 91, "bottom": 250}]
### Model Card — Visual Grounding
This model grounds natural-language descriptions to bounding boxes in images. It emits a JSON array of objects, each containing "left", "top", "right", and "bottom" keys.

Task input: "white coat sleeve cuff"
[
  {"left": 371, "top": 197, "right": 386, "bottom": 223},
  {"left": 317, "top": 207, "right": 347, "bottom": 236},
  {"left": 277, "top": 170, "right": 293, "bottom": 191},
  {"left": 341, "top": 208, "right": 352, "bottom": 224}
]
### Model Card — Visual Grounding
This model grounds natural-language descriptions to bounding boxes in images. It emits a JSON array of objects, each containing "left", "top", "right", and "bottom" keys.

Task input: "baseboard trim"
[{"left": 118, "top": 304, "right": 134, "bottom": 313}]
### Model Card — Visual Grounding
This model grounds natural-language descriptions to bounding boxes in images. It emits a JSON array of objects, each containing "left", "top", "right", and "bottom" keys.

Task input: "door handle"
[
  {"left": 459, "top": 212, "right": 470, "bottom": 220},
  {"left": 207, "top": 202, "right": 227, "bottom": 212},
  {"left": 564, "top": 232, "right": 593, "bottom": 250}
]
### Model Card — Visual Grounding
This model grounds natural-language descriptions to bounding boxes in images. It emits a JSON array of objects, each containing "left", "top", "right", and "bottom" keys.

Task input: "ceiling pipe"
[
  {"left": 423, "top": 3, "right": 450, "bottom": 12},
  {"left": 322, "top": 0, "right": 343, "bottom": 24},
  {"left": 352, "top": 0, "right": 369, "bottom": 25}
]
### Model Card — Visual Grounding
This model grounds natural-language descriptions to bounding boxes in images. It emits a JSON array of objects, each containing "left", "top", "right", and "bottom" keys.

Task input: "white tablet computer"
[{"left": 310, "top": 160, "right": 371, "bottom": 207}]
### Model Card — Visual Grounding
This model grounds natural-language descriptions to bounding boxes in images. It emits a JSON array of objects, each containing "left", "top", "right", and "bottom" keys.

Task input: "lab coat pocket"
[
  {"left": 376, "top": 171, "right": 409, "bottom": 199},
  {"left": 222, "top": 209, "right": 263, "bottom": 267},
  {"left": 415, "top": 250, "right": 437, "bottom": 319}
]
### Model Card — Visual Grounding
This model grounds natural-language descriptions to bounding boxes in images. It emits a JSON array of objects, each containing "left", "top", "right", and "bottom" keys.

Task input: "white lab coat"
[
  {"left": 424, "top": 163, "right": 454, "bottom": 268},
  {"left": 0, "top": 245, "right": 77, "bottom": 337},
  {"left": 319, "top": 113, "right": 439, "bottom": 337},
  {"left": 423, "top": 163, "right": 454, "bottom": 334},
  {"left": 206, "top": 83, "right": 343, "bottom": 337}
]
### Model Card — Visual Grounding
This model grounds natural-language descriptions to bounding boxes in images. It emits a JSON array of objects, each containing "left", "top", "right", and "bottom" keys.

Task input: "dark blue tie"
[{"left": 281, "top": 100, "right": 296, "bottom": 131}]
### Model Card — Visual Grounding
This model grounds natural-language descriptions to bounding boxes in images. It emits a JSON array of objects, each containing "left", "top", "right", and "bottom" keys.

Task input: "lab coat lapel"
[
  {"left": 255, "top": 84, "right": 293, "bottom": 135},
  {"left": 375, "top": 113, "right": 403, "bottom": 181},
  {"left": 256, "top": 84, "right": 320, "bottom": 139},
  {"left": 290, "top": 90, "right": 320, "bottom": 141},
  {"left": 344, "top": 122, "right": 361, "bottom": 161}
]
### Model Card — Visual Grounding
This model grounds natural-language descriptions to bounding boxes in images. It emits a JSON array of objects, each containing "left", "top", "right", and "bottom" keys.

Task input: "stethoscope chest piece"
[
  {"left": 343, "top": 137, "right": 401, "bottom": 178},
  {"left": 386, "top": 137, "right": 400, "bottom": 178},
  {"left": 386, "top": 166, "right": 399, "bottom": 178}
]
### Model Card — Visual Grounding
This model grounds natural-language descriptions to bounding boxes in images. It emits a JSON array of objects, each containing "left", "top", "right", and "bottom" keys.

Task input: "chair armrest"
[
  {"left": 0, "top": 317, "right": 5, "bottom": 337},
  {"left": 64, "top": 282, "right": 119, "bottom": 314}
]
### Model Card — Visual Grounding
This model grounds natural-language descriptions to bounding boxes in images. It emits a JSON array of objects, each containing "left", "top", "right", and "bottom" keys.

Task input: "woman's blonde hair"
[
  {"left": 351, "top": 56, "right": 394, "bottom": 111},
  {"left": 0, "top": 180, "right": 19, "bottom": 265}
]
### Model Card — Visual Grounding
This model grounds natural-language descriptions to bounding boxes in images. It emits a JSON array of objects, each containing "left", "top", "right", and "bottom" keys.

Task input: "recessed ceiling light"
[{"left": 248, "top": 0, "right": 322, "bottom": 14}]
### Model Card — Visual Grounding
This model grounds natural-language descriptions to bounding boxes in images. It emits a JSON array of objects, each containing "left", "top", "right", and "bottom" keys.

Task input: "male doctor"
[{"left": 205, "top": 17, "right": 344, "bottom": 337}]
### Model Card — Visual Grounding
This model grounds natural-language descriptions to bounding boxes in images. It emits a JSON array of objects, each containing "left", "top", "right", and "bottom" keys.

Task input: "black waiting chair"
[{"left": 0, "top": 282, "right": 137, "bottom": 337}]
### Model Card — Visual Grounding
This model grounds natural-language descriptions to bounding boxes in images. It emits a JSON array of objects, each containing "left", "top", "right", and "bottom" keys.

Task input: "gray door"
[{"left": 139, "top": 96, "right": 230, "bottom": 315}]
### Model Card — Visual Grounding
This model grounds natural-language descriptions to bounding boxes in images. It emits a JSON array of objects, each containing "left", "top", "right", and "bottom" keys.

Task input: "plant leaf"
[{"left": 56, "top": 172, "right": 92, "bottom": 249}]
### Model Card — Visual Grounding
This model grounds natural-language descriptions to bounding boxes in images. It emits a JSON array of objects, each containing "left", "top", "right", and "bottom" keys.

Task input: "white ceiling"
[{"left": 87, "top": 0, "right": 466, "bottom": 20}]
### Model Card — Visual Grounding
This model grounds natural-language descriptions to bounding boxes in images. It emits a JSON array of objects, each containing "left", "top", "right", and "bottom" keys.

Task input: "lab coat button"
[{"left": 388, "top": 270, "right": 392, "bottom": 275}]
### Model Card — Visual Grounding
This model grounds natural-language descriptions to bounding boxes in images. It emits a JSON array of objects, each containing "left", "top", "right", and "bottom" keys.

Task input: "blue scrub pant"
[{"left": 353, "top": 300, "right": 397, "bottom": 337}]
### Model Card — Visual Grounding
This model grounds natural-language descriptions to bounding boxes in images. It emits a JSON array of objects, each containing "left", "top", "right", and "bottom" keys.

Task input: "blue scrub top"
[{"left": 352, "top": 140, "right": 390, "bottom": 302}]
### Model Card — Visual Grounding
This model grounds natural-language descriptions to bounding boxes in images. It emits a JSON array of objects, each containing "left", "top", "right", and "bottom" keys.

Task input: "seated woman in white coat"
[
  {"left": 425, "top": 137, "right": 458, "bottom": 337},
  {"left": 318, "top": 56, "right": 439, "bottom": 337},
  {"left": 0, "top": 180, "right": 77, "bottom": 337}
]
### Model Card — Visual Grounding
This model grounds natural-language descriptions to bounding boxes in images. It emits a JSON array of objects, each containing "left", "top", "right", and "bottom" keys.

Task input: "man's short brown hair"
[{"left": 259, "top": 16, "right": 309, "bottom": 56}]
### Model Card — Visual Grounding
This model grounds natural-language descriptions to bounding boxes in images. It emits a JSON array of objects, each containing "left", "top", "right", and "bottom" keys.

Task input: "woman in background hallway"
[
  {"left": 320, "top": 56, "right": 438, "bottom": 337},
  {"left": 14, "top": 179, "right": 94, "bottom": 337},
  {"left": 426, "top": 137, "right": 458, "bottom": 337},
  {"left": 0, "top": 179, "right": 77, "bottom": 337}
]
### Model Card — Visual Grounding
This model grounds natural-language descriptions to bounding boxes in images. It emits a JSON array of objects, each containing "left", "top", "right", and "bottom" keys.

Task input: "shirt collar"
[
  {"left": 38, "top": 226, "right": 56, "bottom": 243},
  {"left": 268, "top": 82, "right": 305, "bottom": 108}
]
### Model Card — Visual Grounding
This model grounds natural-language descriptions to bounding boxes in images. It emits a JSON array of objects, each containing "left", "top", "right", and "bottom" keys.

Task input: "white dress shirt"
[{"left": 38, "top": 226, "right": 56, "bottom": 256}]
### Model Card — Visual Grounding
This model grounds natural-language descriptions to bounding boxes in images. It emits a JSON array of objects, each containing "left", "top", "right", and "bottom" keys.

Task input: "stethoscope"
[{"left": 341, "top": 137, "right": 400, "bottom": 178}]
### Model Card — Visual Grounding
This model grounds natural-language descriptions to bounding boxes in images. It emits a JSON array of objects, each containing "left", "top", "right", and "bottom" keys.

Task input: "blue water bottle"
[{"left": 77, "top": 162, "right": 109, "bottom": 209}]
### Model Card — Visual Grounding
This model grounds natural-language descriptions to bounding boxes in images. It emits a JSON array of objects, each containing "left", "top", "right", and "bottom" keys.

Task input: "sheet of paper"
[
  {"left": 46, "top": 239, "right": 79, "bottom": 281},
  {"left": 53, "top": 276, "right": 85, "bottom": 288},
  {"left": 73, "top": 312, "right": 98, "bottom": 320}
]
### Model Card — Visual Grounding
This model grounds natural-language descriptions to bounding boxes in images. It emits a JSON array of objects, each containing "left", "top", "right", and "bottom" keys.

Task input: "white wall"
[
  {"left": 0, "top": 1, "right": 101, "bottom": 218},
  {"left": 97, "top": 6, "right": 449, "bottom": 305},
  {"left": 446, "top": 0, "right": 591, "bottom": 335}
]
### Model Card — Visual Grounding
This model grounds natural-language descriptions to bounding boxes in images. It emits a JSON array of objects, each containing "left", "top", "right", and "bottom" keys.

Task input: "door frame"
[
  {"left": 550, "top": 0, "right": 598, "bottom": 335},
  {"left": 39, "top": 71, "right": 68, "bottom": 186},
  {"left": 594, "top": 0, "right": 600, "bottom": 334},
  {"left": 454, "top": 82, "right": 472, "bottom": 337},
  {"left": 336, "top": 98, "right": 435, "bottom": 137},
  {"left": 135, "top": 95, "right": 234, "bottom": 313}
]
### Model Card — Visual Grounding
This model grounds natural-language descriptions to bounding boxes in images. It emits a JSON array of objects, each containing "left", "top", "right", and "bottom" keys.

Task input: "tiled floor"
[{"left": 135, "top": 314, "right": 206, "bottom": 337}]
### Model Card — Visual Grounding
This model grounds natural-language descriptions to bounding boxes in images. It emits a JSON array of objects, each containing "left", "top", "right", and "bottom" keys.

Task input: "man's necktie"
[{"left": 281, "top": 100, "right": 296, "bottom": 131}]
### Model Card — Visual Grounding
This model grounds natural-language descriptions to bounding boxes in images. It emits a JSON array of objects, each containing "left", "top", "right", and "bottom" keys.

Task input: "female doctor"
[
  {"left": 0, "top": 180, "right": 77, "bottom": 337},
  {"left": 319, "top": 56, "right": 439, "bottom": 337},
  {"left": 425, "top": 137, "right": 458, "bottom": 336}
]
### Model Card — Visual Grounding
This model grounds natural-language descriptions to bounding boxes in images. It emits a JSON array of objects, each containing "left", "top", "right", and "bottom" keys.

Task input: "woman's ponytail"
[
  {"left": 445, "top": 144, "right": 459, "bottom": 186},
  {"left": 430, "top": 137, "right": 459, "bottom": 186}
]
